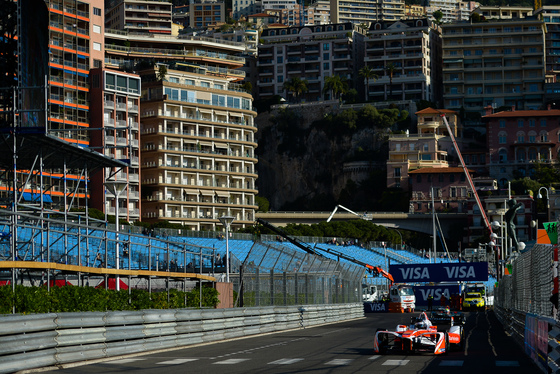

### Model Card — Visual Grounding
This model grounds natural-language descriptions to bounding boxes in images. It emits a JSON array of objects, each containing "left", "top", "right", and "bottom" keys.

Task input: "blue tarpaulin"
[{"left": 22, "top": 192, "right": 53, "bottom": 203}]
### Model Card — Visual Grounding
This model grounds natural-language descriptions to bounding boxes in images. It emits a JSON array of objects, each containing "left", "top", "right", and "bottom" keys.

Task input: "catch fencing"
[
  {"left": 494, "top": 243, "right": 560, "bottom": 373},
  {"left": 232, "top": 241, "right": 364, "bottom": 307}
]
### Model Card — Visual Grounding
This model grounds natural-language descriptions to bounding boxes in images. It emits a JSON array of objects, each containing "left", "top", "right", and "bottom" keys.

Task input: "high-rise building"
[
  {"left": 363, "top": 18, "right": 442, "bottom": 104},
  {"left": 89, "top": 68, "right": 142, "bottom": 222},
  {"left": 534, "top": 5, "right": 560, "bottom": 105},
  {"left": 330, "top": 0, "right": 405, "bottom": 26},
  {"left": 257, "top": 23, "right": 366, "bottom": 101},
  {"left": 138, "top": 64, "right": 258, "bottom": 230},
  {"left": 442, "top": 17, "right": 546, "bottom": 114},
  {"left": 105, "top": 0, "right": 173, "bottom": 35}
]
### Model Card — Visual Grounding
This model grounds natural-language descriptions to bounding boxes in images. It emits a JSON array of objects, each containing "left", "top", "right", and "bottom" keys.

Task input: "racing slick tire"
[
  {"left": 444, "top": 332, "right": 450, "bottom": 355},
  {"left": 376, "top": 328, "right": 388, "bottom": 355}
]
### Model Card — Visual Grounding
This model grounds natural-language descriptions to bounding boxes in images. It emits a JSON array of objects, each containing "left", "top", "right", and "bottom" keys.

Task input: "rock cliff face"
[{"left": 255, "top": 102, "right": 387, "bottom": 211}]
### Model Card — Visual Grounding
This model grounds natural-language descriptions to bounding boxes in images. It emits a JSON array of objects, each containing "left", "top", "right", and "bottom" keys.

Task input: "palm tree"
[
  {"left": 283, "top": 77, "right": 309, "bottom": 103},
  {"left": 359, "top": 65, "right": 378, "bottom": 102},
  {"left": 322, "top": 75, "right": 348, "bottom": 101},
  {"left": 385, "top": 63, "right": 397, "bottom": 100}
]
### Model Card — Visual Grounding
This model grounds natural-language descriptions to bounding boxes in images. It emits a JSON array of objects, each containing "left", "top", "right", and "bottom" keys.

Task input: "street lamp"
[
  {"left": 218, "top": 215, "right": 234, "bottom": 282},
  {"left": 104, "top": 180, "right": 128, "bottom": 291},
  {"left": 538, "top": 187, "right": 551, "bottom": 223},
  {"left": 490, "top": 220, "right": 502, "bottom": 280}
]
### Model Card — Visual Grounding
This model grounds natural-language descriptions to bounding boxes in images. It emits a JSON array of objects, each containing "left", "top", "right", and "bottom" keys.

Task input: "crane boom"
[
  {"left": 441, "top": 114, "right": 492, "bottom": 233},
  {"left": 256, "top": 218, "right": 394, "bottom": 284}
]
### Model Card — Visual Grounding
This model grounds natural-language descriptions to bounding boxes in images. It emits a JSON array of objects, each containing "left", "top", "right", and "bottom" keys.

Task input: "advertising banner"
[
  {"left": 390, "top": 262, "right": 488, "bottom": 283},
  {"left": 363, "top": 301, "right": 389, "bottom": 313},
  {"left": 413, "top": 284, "right": 462, "bottom": 307}
]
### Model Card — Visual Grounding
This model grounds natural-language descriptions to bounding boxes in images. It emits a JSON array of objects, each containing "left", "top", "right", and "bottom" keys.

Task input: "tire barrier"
[{"left": 0, "top": 303, "right": 364, "bottom": 374}]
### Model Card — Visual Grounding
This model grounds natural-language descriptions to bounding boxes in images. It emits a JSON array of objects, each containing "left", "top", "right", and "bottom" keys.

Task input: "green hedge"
[{"left": 0, "top": 285, "right": 220, "bottom": 315}]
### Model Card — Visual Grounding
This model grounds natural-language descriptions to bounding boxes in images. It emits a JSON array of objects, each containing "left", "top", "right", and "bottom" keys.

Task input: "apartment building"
[
  {"left": 43, "top": 0, "right": 106, "bottom": 208},
  {"left": 103, "top": 28, "right": 247, "bottom": 80},
  {"left": 105, "top": 0, "right": 173, "bottom": 35},
  {"left": 386, "top": 108, "right": 461, "bottom": 190},
  {"left": 257, "top": 23, "right": 366, "bottom": 101},
  {"left": 139, "top": 64, "right": 257, "bottom": 230},
  {"left": 308, "top": 0, "right": 330, "bottom": 25},
  {"left": 330, "top": 0, "right": 405, "bottom": 26},
  {"left": 442, "top": 17, "right": 546, "bottom": 114},
  {"left": 188, "top": 0, "right": 226, "bottom": 29},
  {"left": 408, "top": 167, "right": 473, "bottom": 214},
  {"left": 483, "top": 106, "right": 560, "bottom": 189},
  {"left": 472, "top": 5, "right": 532, "bottom": 20},
  {"left": 233, "top": 0, "right": 260, "bottom": 20},
  {"left": 363, "top": 18, "right": 442, "bottom": 104},
  {"left": 89, "top": 69, "right": 142, "bottom": 222},
  {"left": 534, "top": 6, "right": 560, "bottom": 105}
]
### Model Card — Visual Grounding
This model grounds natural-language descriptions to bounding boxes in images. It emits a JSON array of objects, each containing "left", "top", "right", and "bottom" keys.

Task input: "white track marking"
[
  {"left": 325, "top": 359, "right": 352, "bottom": 365},
  {"left": 213, "top": 358, "right": 250, "bottom": 364},
  {"left": 382, "top": 359, "right": 410, "bottom": 365},
  {"left": 156, "top": 359, "right": 198, "bottom": 365},
  {"left": 268, "top": 358, "right": 304, "bottom": 365},
  {"left": 485, "top": 310, "right": 498, "bottom": 356}
]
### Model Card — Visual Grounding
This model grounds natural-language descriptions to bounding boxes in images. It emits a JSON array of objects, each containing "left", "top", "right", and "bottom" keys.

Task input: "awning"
[
  {"left": 199, "top": 189, "right": 214, "bottom": 196},
  {"left": 198, "top": 141, "right": 212, "bottom": 147},
  {"left": 214, "top": 111, "right": 227, "bottom": 116},
  {"left": 215, "top": 191, "right": 230, "bottom": 197},
  {"left": 230, "top": 112, "right": 243, "bottom": 117},
  {"left": 183, "top": 189, "right": 198, "bottom": 194},
  {"left": 214, "top": 143, "right": 228, "bottom": 149},
  {"left": 22, "top": 192, "right": 53, "bottom": 203}
]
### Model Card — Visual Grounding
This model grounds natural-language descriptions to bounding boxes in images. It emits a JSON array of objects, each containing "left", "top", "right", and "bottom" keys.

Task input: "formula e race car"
[
  {"left": 373, "top": 312, "right": 464, "bottom": 355},
  {"left": 429, "top": 307, "right": 465, "bottom": 325}
]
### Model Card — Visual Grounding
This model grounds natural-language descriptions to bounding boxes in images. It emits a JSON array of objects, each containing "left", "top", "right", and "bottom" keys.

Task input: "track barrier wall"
[{"left": 0, "top": 303, "right": 364, "bottom": 374}]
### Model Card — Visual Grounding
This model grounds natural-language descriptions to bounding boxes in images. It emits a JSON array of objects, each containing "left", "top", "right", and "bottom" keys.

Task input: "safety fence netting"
[
  {"left": 231, "top": 241, "right": 365, "bottom": 307},
  {"left": 495, "top": 243, "right": 555, "bottom": 318}
]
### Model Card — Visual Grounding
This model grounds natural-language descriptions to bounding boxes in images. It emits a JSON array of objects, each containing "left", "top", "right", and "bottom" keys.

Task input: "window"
[
  {"left": 93, "top": 42, "right": 101, "bottom": 51},
  {"left": 450, "top": 174, "right": 455, "bottom": 183},
  {"left": 438, "top": 174, "right": 444, "bottom": 182},
  {"left": 323, "top": 62, "right": 330, "bottom": 69},
  {"left": 518, "top": 120, "right": 524, "bottom": 128},
  {"left": 323, "top": 43, "right": 329, "bottom": 50},
  {"left": 499, "top": 120, "right": 505, "bottom": 128},
  {"left": 93, "top": 7, "right": 101, "bottom": 16},
  {"left": 93, "top": 24, "right": 101, "bottom": 34},
  {"left": 323, "top": 53, "right": 329, "bottom": 60},
  {"left": 394, "top": 167, "right": 401, "bottom": 177},
  {"left": 277, "top": 56, "right": 283, "bottom": 63},
  {"left": 541, "top": 119, "right": 547, "bottom": 127},
  {"left": 529, "top": 119, "right": 535, "bottom": 127},
  {"left": 416, "top": 175, "right": 422, "bottom": 183}
]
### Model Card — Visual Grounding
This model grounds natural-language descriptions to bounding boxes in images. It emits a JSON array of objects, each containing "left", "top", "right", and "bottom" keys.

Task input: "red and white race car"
[{"left": 373, "top": 311, "right": 463, "bottom": 355}]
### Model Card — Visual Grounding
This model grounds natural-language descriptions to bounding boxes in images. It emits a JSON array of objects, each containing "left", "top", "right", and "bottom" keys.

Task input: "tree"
[
  {"left": 433, "top": 10, "right": 443, "bottom": 25},
  {"left": 156, "top": 64, "right": 168, "bottom": 81},
  {"left": 283, "top": 76, "right": 309, "bottom": 103},
  {"left": 385, "top": 63, "right": 397, "bottom": 100},
  {"left": 322, "top": 75, "right": 348, "bottom": 100},
  {"left": 359, "top": 65, "right": 378, "bottom": 102}
]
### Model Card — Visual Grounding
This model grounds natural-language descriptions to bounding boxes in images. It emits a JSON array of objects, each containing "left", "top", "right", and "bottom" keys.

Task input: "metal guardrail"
[{"left": 0, "top": 303, "right": 363, "bottom": 373}]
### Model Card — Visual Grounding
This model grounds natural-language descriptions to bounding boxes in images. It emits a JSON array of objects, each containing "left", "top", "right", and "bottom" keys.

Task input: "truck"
[
  {"left": 389, "top": 283, "right": 416, "bottom": 311},
  {"left": 463, "top": 282, "right": 487, "bottom": 308}
]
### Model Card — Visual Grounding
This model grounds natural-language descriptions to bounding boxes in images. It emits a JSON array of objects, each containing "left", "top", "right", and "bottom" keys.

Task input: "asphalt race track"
[{"left": 39, "top": 310, "right": 540, "bottom": 374}]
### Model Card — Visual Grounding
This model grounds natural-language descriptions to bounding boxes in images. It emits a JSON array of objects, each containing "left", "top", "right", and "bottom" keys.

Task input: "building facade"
[
  {"left": 386, "top": 108, "right": 461, "bottom": 190},
  {"left": 105, "top": 0, "right": 173, "bottom": 35},
  {"left": 139, "top": 64, "right": 258, "bottom": 230},
  {"left": 442, "top": 17, "right": 547, "bottom": 114},
  {"left": 330, "top": 0, "right": 405, "bottom": 26},
  {"left": 257, "top": 23, "right": 366, "bottom": 102},
  {"left": 483, "top": 106, "right": 560, "bottom": 189},
  {"left": 363, "top": 18, "right": 442, "bottom": 104},
  {"left": 89, "top": 68, "right": 142, "bottom": 222}
]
